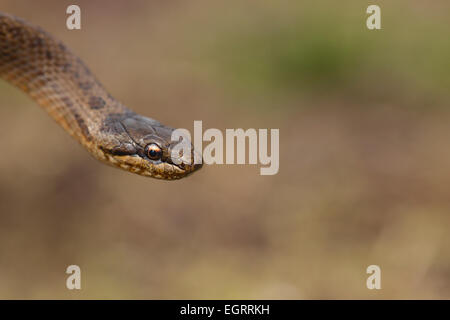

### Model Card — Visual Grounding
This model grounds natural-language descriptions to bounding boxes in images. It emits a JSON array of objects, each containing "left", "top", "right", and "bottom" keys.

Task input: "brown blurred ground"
[{"left": 0, "top": 0, "right": 450, "bottom": 299}]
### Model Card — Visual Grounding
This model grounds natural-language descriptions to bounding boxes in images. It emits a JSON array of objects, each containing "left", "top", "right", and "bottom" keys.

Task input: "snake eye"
[{"left": 145, "top": 143, "right": 163, "bottom": 160}]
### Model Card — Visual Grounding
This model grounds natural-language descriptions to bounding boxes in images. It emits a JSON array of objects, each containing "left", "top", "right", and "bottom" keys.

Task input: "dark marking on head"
[
  {"left": 101, "top": 111, "right": 137, "bottom": 133},
  {"left": 100, "top": 143, "right": 137, "bottom": 156},
  {"left": 46, "top": 50, "right": 52, "bottom": 60},
  {"left": 88, "top": 96, "right": 106, "bottom": 110}
]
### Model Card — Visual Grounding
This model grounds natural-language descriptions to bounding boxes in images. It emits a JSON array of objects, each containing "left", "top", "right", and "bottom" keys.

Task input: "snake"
[{"left": 0, "top": 12, "right": 202, "bottom": 180}]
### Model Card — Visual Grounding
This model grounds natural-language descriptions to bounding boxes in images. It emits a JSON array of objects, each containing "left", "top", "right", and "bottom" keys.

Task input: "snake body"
[{"left": 0, "top": 12, "right": 201, "bottom": 180}]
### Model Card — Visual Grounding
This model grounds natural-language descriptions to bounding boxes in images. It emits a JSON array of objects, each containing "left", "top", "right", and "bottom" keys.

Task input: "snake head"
[{"left": 99, "top": 113, "right": 202, "bottom": 180}]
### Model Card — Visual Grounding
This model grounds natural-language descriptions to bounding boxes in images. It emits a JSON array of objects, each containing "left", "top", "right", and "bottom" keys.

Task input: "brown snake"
[{"left": 0, "top": 12, "right": 202, "bottom": 180}]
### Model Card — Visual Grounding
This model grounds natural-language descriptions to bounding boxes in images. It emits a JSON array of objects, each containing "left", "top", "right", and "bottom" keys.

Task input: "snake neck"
[{"left": 0, "top": 12, "right": 129, "bottom": 149}]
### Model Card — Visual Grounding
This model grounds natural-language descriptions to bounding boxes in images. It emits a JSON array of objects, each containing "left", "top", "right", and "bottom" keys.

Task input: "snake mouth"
[
  {"left": 168, "top": 157, "right": 203, "bottom": 176},
  {"left": 106, "top": 154, "right": 198, "bottom": 180},
  {"left": 105, "top": 144, "right": 203, "bottom": 180},
  {"left": 158, "top": 146, "right": 203, "bottom": 179}
]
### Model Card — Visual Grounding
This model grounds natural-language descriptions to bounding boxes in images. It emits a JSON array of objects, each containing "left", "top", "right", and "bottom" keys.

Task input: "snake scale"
[{"left": 0, "top": 12, "right": 202, "bottom": 180}]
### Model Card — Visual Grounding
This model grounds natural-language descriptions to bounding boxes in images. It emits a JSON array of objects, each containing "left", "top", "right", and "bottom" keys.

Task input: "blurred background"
[{"left": 0, "top": 0, "right": 449, "bottom": 299}]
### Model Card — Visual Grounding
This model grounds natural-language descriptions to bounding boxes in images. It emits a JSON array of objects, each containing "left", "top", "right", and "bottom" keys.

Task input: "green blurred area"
[
  {"left": 200, "top": 1, "right": 450, "bottom": 107},
  {"left": 0, "top": 0, "right": 450, "bottom": 299}
]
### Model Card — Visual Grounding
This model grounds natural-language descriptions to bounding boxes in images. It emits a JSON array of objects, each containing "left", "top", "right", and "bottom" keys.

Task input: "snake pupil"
[{"left": 146, "top": 143, "right": 162, "bottom": 160}]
